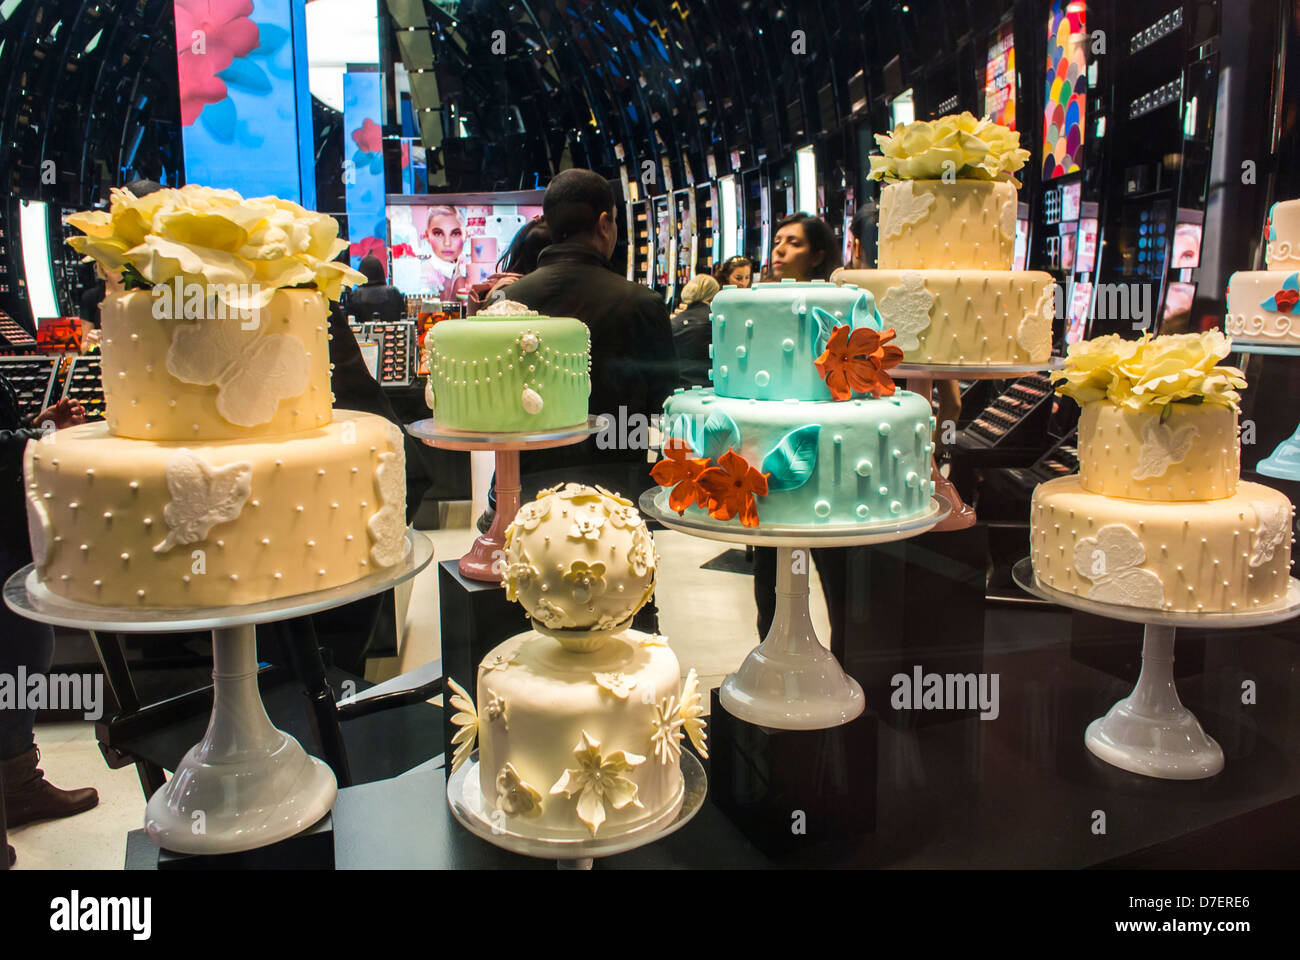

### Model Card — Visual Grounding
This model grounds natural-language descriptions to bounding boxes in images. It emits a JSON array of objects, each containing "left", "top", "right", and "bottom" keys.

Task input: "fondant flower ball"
[{"left": 503, "top": 483, "right": 657, "bottom": 633}]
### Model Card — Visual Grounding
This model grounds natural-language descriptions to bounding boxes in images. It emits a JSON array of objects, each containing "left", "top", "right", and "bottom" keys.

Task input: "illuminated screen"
[
  {"left": 1173, "top": 222, "right": 1203, "bottom": 269},
  {"left": 1164, "top": 281, "right": 1196, "bottom": 321},
  {"left": 1076, "top": 218, "right": 1099, "bottom": 273},
  {"left": 1066, "top": 281, "right": 1092, "bottom": 344},
  {"left": 1042, "top": 0, "right": 1087, "bottom": 180},
  {"left": 984, "top": 22, "right": 1016, "bottom": 130},
  {"left": 174, "top": 0, "right": 315, "bottom": 205},
  {"left": 1061, "top": 182, "right": 1082, "bottom": 221},
  {"left": 653, "top": 196, "right": 673, "bottom": 288},
  {"left": 388, "top": 203, "right": 542, "bottom": 298},
  {"left": 1059, "top": 222, "right": 1077, "bottom": 272}
]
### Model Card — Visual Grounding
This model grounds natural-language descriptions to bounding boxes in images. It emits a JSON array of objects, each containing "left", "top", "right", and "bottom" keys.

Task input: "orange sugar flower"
[
  {"left": 814, "top": 325, "right": 905, "bottom": 400},
  {"left": 696, "top": 448, "right": 769, "bottom": 528},
  {"left": 651, "top": 439, "right": 711, "bottom": 513}
]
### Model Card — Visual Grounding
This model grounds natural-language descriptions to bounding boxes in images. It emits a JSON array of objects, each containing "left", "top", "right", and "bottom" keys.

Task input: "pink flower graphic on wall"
[
  {"left": 174, "top": 0, "right": 261, "bottom": 126},
  {"left": 352, "top": 117, "right": 383, "bottom": 154},
  {"left": 349, "top": 236, "right": 388, "bottom": 266}
]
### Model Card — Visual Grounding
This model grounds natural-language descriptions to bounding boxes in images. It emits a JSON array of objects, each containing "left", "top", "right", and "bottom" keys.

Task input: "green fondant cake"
[
  {"left": 425, "top": 301, "right": 591, "bottom": 431},
  {"left": 656, "top": 281, "right": 937, "bottom": 529}
]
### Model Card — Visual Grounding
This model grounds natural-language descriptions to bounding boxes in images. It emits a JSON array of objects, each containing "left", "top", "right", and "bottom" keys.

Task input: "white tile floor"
[{"left": 9, "top": 513, "right": 830, "bottom": 869}]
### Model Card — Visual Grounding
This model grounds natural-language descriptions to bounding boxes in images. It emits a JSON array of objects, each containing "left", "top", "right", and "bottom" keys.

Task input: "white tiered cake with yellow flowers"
[
  {"left": 23, "top": 185, "right": 408, "bottom": 607},
  {"left": 446, "top": 483, "right": 706, "bottom": 839},
  {"left": 1031, "top": 332, "right": 1293, "bottom": 613},
  {"left": 835, "top": 113, "right": 1057, "bottom": 365}
]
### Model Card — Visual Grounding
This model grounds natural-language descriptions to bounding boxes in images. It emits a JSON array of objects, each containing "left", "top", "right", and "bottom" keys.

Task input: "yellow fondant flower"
[
  {"left": 549, "top": 731, "right": 645, "bottom": 835},
  {"left": 869, "top": 112, "right": 1030, "bottom": 183},
  {"left": 1055, "top": 331, "right": 1246, "bottom": 411},
  {"left": 64, "top": 184, "right": 365, "bottom": 308},
  {"left": 563, "top": 560, "right": 608, "bottom": 604}
]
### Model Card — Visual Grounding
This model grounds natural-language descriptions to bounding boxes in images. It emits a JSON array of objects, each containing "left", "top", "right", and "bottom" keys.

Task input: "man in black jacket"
[{"left": 505, "top": 169, "right": 678, "bottom": 500}]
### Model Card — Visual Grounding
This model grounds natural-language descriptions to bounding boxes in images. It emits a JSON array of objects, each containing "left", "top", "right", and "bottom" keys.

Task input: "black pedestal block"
[
  {"left": 124, "top": 815, "right": 334, "bottom": 870},
  {"left": 844, "top": 525, "right": 989, "bottom": 728},
  {"left": 707, "top": 690, "right": 876, "bottom": 853}
]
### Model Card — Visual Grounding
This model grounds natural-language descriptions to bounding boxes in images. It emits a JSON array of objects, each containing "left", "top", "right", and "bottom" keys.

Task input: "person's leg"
[
  {"left": 753, "top": 546, "right": 777, "bottom": 639},
  {"left": 811, "top": 548, "right": 849, "bottom": 664},
  {"left": 0, "top": 605, "right": 54, "bottom": 761},
  {"left": 0, "top": 603, "right": 98, "bottom": 828}
]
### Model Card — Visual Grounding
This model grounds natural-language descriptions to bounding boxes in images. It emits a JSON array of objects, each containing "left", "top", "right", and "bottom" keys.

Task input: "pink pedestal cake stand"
[
  {"left": 895, "top": 360, "right": 1062, "bottom": 532},
  {"left": 407, "top": 416, "right": 607, "bottom": 582}
]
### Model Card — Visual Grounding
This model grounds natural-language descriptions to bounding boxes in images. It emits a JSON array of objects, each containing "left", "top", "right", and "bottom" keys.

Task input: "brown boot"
[
  {"left": 6, "top": 844, "right": 13, "bottom": 868},
  {"left": 1, "top": 747, "right": 98, "bottom": 828}
]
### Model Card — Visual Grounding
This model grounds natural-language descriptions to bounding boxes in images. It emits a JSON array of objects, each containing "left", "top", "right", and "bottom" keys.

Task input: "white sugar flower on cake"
[
  {"left": 549, "top": 731, "right": 645, "bottom": 835},
  {"left": 153, "top": 450, "right": 253, "bottom": 553},
  {"left": 446, "top": 678, "right": 480, "bottom": 773}
]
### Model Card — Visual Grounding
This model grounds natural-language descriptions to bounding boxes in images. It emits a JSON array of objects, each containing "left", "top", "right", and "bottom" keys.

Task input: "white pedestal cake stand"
[
  {"left": 407, "top": 416, "right": 606, "bottom": 582},
  {"left": 640, "top": 489, "right": 949, "bottom": 730},
  {"left": 895, "top": 360, "right": 1063, "bottom": 532},
  {"left": 1012, "top": 557, "right": 1300, "bottom": 779},
  {"left": 3, "top": 530, "right": 433, "bottom": 854},
  {"left": 446, "top": 749, "right": 706, "bottom": 869}
]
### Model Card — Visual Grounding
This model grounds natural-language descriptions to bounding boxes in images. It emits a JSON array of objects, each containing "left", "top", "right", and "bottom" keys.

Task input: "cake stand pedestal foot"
[
  {"left": 720, "top": 546, "right": 864, "bottom": 729},
  {"left": 1084, "top": 623, "right": 1224, "bottom": 780},
  {"left": 144, "top": 624, "right": 338, "bottom": 854},
  {"left": 459, "top": 449, "right": 520, "bottom": 582},
  {"left": 557, "top": 858, "right": 594, "bottom": 870}
]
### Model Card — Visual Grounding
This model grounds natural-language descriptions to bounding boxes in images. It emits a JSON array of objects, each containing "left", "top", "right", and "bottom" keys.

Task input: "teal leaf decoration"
[
  {"left": 850, "top": 293, "right": 881, "bottom": 331},
  {"left": 663, "top": 413, "right": 702, "bottom": 456},
  {"left": 218, "top": 58, "right": 272, "bottom": 94},
  {"left": 761, "top": 425, "right": 821, "bottom": 491},
  {"left": 701, "top": 410, "right": 741, "bottom": 461},
  {"left": 199, "top": 96, "right": 237, "bottom": 144},
  {"left": 810, "top": 306, "right": 839, "bottom": 357}
]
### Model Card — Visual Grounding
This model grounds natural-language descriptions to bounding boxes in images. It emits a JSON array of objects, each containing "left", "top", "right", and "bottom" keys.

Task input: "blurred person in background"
[
  {"left": 671, "top": 274, "right": 720, "bottom": 389},
  {"left": 467, "top": 218, "right": 552, "bottom": 316},
  {"left": 713, "top": 255, "right": 753, "bottom": 289},
  {"left": 0, "top": 383, "right": 95, "bottom": 867},
  {"left": 753, "top": 213, "right": 852, "bottom": 660},
  {"left": 346, "top": 254, "right": 405, "bottom": 324}
]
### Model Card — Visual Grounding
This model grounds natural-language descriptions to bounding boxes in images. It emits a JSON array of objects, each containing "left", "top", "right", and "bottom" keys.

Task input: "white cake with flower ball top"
[{"left": 446, "top": 483, "right": 706, "bottom": 839}]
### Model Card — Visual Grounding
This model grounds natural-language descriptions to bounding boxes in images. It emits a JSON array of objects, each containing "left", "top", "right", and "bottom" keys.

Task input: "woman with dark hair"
[
  {"left": 466, "top": 218, "right": 553, "bottom": 316},
  {"left": 713, "top": 255, "right": 753, "bottom": 289},
  {"left": 753, "top": 212, "right": 852, "bottom": 662},
  {"left": 769, "top": 212, "right": 841, "bottom": 281}
]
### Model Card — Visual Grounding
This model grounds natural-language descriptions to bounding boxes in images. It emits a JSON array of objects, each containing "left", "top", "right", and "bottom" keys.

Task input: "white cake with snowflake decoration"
[
  {"left": 833, "top": 113, "right": 1058, "bottom": 365},
  {"left": 447, "top": 484, "right": 706, "bottom": 839},
  {"left": 23, "top": 185, "right": 406, "bottom": 607},
  {"left": 1030, "top": 332, "right": 1294, "bottom": 613}
]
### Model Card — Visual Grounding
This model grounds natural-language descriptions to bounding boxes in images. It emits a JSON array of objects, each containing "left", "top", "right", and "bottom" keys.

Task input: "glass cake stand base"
[
  {"left": 446, "top": 750, "right": 705, "bottom": 868},
  {"left": 641, "top": 490, "right": 949, "bottom": 729},
  {"left": 4, "top": 530, "right": 434, "bottom": 854},
  {"left": 1012, "top": 558, "right": 1300, "bottom": 780},
  {"left": 407, "top": 416, "right": 607, "bottom": 582}
]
